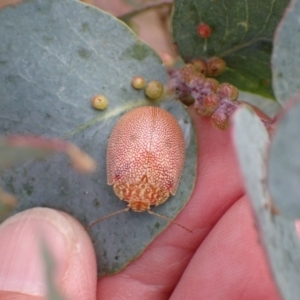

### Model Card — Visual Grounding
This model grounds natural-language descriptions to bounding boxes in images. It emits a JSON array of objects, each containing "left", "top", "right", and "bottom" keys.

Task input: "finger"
[
  {"left": 170, "top": 197, "right": 281, "bottom": 300},
  {"left": 96, "top": 112, "right": 245, "bottom": 299},
  {"left": 0, "top": 207, "right": 97, "bottom": 300}
]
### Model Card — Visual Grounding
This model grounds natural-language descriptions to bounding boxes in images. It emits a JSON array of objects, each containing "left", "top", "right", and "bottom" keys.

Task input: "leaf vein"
[
  {"left": 221, "top": 0, "right": 230, "bottom": 41},
  {"left": 257, "top": 0, "right": 276, "bottom": 37},
  {"left": 65, "top": 19, "right": 127, "bottom": 82},
  {"left": 64, "top": 100, "right": 148, "bottom": 138},
  {"left": 218, "top": 37, "right": 272, "bottom": 57},
  {"left": 34, "top": 40, "right": 95, "bottom": 91}
]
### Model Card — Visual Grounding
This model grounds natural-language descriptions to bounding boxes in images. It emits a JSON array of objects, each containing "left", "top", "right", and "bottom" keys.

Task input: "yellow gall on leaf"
[
  {"left": 92, "top": 94, "right": 108, "bottom": 110},
  {"left": 145, "top": 80, "right": 164, "bottom": 100},
  {"left": 207, "top": 57, "right": 226, "bottom": 77},
  {"left": 131, "top": 76, "right": 146, "bottom": 90}
]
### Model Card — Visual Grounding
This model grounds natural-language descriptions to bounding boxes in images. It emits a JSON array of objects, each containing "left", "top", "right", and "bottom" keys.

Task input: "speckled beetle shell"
[{"left": 107, "top": 106, "right": 185, "bottom": 212}]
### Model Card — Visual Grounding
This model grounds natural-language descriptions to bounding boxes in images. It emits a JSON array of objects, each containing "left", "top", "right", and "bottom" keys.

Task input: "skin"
[{"left": 0, "top": 110, "right": 282, "bottom": 300}]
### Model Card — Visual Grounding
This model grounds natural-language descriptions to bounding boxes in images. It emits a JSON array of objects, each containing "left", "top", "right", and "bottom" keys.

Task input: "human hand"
[{"left": 0, "top": 111, "right": 281, "bottom": 300}]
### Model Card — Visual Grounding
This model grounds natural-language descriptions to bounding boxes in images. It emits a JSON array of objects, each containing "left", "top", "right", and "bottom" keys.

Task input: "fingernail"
[{"left": 0, "top": 207, "right": 77, "bottom": 297}]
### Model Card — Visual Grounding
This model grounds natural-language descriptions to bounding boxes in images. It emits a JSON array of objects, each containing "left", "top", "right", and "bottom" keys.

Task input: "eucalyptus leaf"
[
  {"left": 0, "top": 0, "right": 197, "bottom": 276},
  {"left": 239, "top": 91, "right": 281, "bottom": 118},
  {"left": 268, "top": 98, "right": 300, "bottom": 219},
  {"left": 233, "top": 106, "right": 300, "bottom": 300},
  {"left": 272, "top": 0, "right": 300, "bottom": 105},
  {"left": 171, "top": 0, "right": 289, "bottom": 99}
]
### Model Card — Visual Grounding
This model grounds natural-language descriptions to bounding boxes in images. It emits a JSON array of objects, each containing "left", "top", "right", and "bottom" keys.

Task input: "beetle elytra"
[{"left": 88, "top": 106, "right": 192, "bottom": 232}]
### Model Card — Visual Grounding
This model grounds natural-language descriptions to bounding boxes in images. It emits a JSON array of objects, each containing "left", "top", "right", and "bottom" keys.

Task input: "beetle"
[{"left": 88, "top": 106, "right": 191, "bottom": 232}]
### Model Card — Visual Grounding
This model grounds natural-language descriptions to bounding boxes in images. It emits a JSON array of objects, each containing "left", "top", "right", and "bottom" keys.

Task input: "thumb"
[{"left": 0, "top": 207, "right": 97, "bottom": 300}]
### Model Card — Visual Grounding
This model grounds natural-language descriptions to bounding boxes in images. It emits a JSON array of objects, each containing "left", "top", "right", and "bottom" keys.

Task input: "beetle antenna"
[
  {"left": 86, "top": 207, "right": 130, "bottom": 230},
  {"left": 147, "top": 210, "right": 193, "bottom": 233},
  {"left": 87, "top": 208, "right": 193, "bottom": 233}
]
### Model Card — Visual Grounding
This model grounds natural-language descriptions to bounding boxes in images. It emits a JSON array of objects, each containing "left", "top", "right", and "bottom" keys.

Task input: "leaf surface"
[
  {"left": 172, "top": 0, "right": 289, "bottom": 99},
  {"left": 0, "top": 0, "right": 197, "bottom": 276},
  {"left": 268, "top": 97, "right": 300, "bottom": 219},
  {"left": 233, "top": 106, "right": 300, "bottom": 300},
  {"left": 272, "top": 0, "right": 300, "bottom": 105}
]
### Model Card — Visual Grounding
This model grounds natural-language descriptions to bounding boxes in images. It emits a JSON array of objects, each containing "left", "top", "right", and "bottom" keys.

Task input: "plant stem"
[{"left": 118, "top": 0, "right": 173, "bottom": 23}]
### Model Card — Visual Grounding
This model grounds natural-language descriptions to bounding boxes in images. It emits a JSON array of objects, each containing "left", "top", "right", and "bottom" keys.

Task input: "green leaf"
[
  {"left": 171, "top": 0, "right": 289, "bottom": 99},
  {"left": 268, "top": 98, "right": 300, "bottom": 219},
  {"left": 0, "top": 0, "right": 197, "bottom": 276},
  {"left": 233, "top": 106, "right": 300, "bottom": 300},
  {"left": 272, "top": 0, "right": 300, "bottom": 105}
]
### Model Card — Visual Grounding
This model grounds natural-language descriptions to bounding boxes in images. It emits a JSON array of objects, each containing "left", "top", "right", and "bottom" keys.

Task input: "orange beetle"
[
  {"left": 88, "top": 106, "right": 191, "bottom": 232},
  {"left": 107, "top": 106, "right": 185, "bottom": 212}
]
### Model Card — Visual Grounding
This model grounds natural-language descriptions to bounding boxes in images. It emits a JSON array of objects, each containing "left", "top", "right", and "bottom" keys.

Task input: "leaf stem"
[{"left": 118, "top": 0, "right": 173, "bottom": 23}]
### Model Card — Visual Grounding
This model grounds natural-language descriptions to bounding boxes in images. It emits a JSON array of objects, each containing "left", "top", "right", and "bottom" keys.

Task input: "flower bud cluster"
[{"left": 169, "top": 63, "right": 239, "bottom": 130}]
